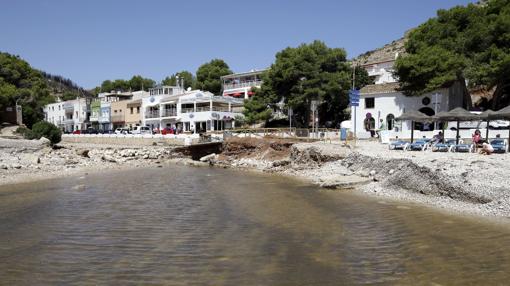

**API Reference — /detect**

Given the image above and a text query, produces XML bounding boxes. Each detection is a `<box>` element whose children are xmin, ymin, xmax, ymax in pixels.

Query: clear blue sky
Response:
<box><xmin>1</xmin><ymin>0</ymin><xmax>476</xmax><ymax>89</ymax></box>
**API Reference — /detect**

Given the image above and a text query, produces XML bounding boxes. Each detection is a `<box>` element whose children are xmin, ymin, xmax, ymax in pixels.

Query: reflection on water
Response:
<box><xmin>1</xmin><ymin>166</ymin><xmax>510</xmax><ymax>285</ymax></box>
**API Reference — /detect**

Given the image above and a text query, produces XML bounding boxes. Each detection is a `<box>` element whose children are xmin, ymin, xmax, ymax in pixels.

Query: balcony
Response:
<box><xmin>211</xmin><ymin>106</ymin><xmax>230</xmax><ymax>112</ymax></box>
<box><xmin>161</xmin><ymin>108</ymin><xmax>177</xmax><ymax>117</ymax></box>
<box><xmin>111</xmin><ymin>114</ymin><xmax>125</xmax><ymax>123</ymax></box>
<box><xmin>145</xmin><ymin>110</ymin><xmax>160</xmax><ymax>119</ymax></box>
<box><xmin>223</xmin><ymin>80</ymin><xmax>263</xmax><ymax>90</ymax></box>
<box><xmin>181</xmin><ymin>108</ymin><xmax>195</xmax><ymax>113</ymax></box>
<box><xmin>63</xmin><ymin>102</ymin><xmax>74</xmax><ymax>110</ymax></box>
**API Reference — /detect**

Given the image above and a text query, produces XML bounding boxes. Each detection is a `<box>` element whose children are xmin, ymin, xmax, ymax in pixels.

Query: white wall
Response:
<box><xmin>353</xmin><ymin>89</ymin><xmax>448</xmax><ymax>137</ymax></box>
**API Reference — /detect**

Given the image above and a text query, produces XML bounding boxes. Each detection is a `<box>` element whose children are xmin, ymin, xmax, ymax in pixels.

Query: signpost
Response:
<box><xmin>349</xmin><ymin>89</ymin><xmax>360</xmax><ymax>139</ymax></box>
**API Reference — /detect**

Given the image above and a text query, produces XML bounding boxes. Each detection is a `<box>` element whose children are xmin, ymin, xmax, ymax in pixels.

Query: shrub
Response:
<box><xmin>15</xmin><ymin>126</ymin><xmax>31</xmax><ymax>136</ymax></box>
<box><xmin>25</xmin><ymin>121</ymin><xmax>62</xmax><ymax>144</ymax></box>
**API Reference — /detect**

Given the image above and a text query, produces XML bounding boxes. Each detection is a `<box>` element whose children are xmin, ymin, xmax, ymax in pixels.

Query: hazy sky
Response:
<box><xmin>1</xmin><ymin>0</ymin><xmax>476</xmax><ymax>88</ymax></box>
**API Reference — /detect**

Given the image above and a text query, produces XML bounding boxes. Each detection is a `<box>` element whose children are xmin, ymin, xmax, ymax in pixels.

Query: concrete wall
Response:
<box><xmin>62</xmin><ymin>134</ymin><xmax>190</xmax><ymax>146</ymax></box>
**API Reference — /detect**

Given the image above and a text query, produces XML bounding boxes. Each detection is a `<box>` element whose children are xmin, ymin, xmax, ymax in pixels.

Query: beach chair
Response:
<box><xmin>408</xmin><ymin>139</ymin><xmax>432</xmax><ymax>151</ymax></box>
<box><xmin>448</xmin><ymin>139</ymin><xmax>475</xmax><ymax>153</ymax></box>
<box><xmin>431</xmin><ymin>139</ymin><xmax>456</xmax><ymax>152</ymax></box>
<box><xmin>389</xmin><ymin>140</ymin><xmax>410</xmax><ymax>150</ymax></box>
<box><xmin>490</xmin><ymin>139</ymin><xmax>507</xmax><ymax>153</ymax></box>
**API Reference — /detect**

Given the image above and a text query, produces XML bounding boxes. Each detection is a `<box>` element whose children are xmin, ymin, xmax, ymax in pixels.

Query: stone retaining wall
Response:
<box><xmin>62</xmin><ymin>135</ymin><xmax>185</xmax><ymax>146</ymax></box>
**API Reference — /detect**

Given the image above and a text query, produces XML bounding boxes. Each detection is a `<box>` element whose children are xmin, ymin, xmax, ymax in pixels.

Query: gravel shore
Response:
<box><xmin>2</xmin><ymin>136</ymin><xmax>509</xmax><ymax>219</ymax></box>
<box><xmin>0</xmin><ymin>138</ymin><xmax>203</xmax><ymax>187</ymax></box>
<box><xmin>210</xmin><ymin>138</ymin><xmax>510</xmax><ymax>219</ymax></box>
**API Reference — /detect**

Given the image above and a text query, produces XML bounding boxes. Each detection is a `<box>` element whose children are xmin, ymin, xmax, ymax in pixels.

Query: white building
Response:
<box><xmin>221</xmin><ymin>69</ymin><xmax>266</xmax><ymax>99</ymax></box>
<box><xmin>142</xmin><ymin>88</ymin><xmax>244</xmax><ymax>133</ymax></box>
<box><xmin>43</xmin><ymin>98</ymin><xmax>88</xmax><ymax>132</ymax></box>
<box><xmin>352</xmin><ymin>38</ymin><xmax>469</xmax><ymax>138</ymax></box>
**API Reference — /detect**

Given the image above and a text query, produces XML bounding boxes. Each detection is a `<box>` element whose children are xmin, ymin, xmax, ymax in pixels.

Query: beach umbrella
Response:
<box><xmin>396</xmin><ymin>110</ymin><xmax>433</xmax><ymax>143</ymax></box>
<box><xmin>478</xmin><ymin>109</ymin><xmax>496</xmax><ymax>141</ymax></box>
<box><xmin>489</xmin><ymin>105</ymin><xmax>510</xmax><ymax>152</ymax></box>
<box><xmin>435</xmin><ymin>107</ymin><xmax>480</xmax><ymax>145</ymax></box>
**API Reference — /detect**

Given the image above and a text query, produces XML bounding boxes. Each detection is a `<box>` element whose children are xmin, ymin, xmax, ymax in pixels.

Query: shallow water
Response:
<box><xmin>1</xmin><ymin>166</ymin><xmax>509</xmax><ymax>285</ymax></box>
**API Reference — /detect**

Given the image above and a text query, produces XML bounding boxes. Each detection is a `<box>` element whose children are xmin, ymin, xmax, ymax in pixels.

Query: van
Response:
<box><xmin>131</xmin><ymin>126</ymin><xmax>151</xmax><ymax>135</ymax></box>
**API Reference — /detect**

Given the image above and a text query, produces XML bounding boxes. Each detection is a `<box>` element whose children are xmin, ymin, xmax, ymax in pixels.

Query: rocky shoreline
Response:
<box><xmin>1</xmin><ymin>137</ymin><xmax>509</xmax><ymax>219</ymax></box>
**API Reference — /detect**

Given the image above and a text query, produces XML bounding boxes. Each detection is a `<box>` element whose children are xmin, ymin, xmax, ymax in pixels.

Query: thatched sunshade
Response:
<box><xmin>396</xmin><ymin>110</ymin><xmax>434</xmax><ymax>143</ymax></box>
<box><xmin>489</xmin><ymin>105</ymin><xmax>510</xmax><ymax>152</ymax></box>
<box><xmin>479</xmin><ymin>109</ymin><xmax>496</xmax><ymax>140</ymax></box>
<box><xmin>434</xmin><ymin>107</ymin><xmax>481</xmax><ymax>145</ymax></box>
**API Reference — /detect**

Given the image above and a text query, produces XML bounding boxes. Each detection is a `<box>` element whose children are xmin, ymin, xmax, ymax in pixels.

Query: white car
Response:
<box><xmin>131</xmin><ymin>126</ymin><xmax>152</xmax><ymax>135</ymax></box>
<box><xmin>114</xmin><ymin>128</ymin><xmax>131</xmax><ymax>135</ymax></box>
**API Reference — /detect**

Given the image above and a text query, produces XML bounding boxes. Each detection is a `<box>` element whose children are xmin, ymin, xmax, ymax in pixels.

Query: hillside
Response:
<box><xmin>41</xmin><ymin>71</ymin><xmax>93</xmax><ymax>100</ymax></box>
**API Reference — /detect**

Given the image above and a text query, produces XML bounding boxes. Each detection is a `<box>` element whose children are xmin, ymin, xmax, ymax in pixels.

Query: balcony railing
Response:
<box><xmin>161</xmin><ymin>108</ymin><xmax>177</xmax><ymax>117</ymax></box>
<box><xmin>63</xmin><ymin>118</ymin><xmax>74</xmax><ymax>124</ymax></box>
<box><xmin>145</xmin><ymin>110</ymin><xmax>160</xmax><ymax>119</ymax></box>
<box><xmin>111</xmin><ymin>114</ymin><xmax>125</xmax><ymax>122</ymax></box>
<box><xmin>223</xmin><ymin>80</ymin><xmax>262</xmax><ymax>90</ymax></box>
<box><xmin>181</xmin><ymin>108</ymin><xmax>195</xmax><ymax>113</ymax></box>
<box><xmin>195</xmin><ymin>106</ymin><xmax>210</xmax><ymax>112</ymax></box>
<box><xmin>212</xmin><ymin>106</ymin><xmax>230</xmax><ymax>112</ymax></box>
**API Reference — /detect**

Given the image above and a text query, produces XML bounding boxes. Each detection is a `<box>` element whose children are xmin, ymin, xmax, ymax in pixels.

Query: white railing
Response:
<box><xmin>161</xmin><ymin>108</ymin><xmax>177</xmax><ymax>117</ymax></box>
<box><xmin>181</xmin><ymin>108</ymin><xmax>195</xmax><ymax>113</ymax></box>
<box><xmin>212</xmin><ymin>106</ymin><xmax>230</xmax><ymax>112</ymax></box>
<box><xmin>195</xmin><ymin>106</ymin><xmax>210</xmax><ymax>112</ymax></box>
<box><xmin>145</xmin><ymin>110</ymin><xmax>160</xmax><ymax>118</ymax></box>
<box><xmin>223</xmin><ymin>80</ymin><xmax>263</xmax><ymax>90</ymax></box>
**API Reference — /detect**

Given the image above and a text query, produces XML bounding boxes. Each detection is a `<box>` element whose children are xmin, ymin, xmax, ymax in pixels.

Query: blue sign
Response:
<box><xmin>349</xmin><ymin>89</ymin><xmax>360</xmax><ymax>107</ymax></box>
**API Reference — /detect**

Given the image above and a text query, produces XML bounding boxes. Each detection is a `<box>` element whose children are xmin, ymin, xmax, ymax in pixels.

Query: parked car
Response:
<box><xmin>86</xmin><ymin>127</ymin><xmax>99</xmax><ymax>134</ymax></box>
<box><xmin>161</xmin><ymin>127</ymin><xmax>175</xmax><ymax>135</ymax></box>
<box><xmin>114</xmin><ymin>128</ymin><xmax>130</xmax><ymax>135</ymax></box>
<box><xmin>131</xmin><ymin>126</ymin><xmax>151</xmax><ymax>135</ymax></box>
<box><xmin>72</xmin><ymin>130</ymin><xmax>81</xmax><ymax>135</ymax></box>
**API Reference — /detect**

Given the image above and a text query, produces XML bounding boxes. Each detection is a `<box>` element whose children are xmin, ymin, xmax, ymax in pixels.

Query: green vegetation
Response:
<box><xmin>162</xmin><ymin>71</ymin><xmax>195</xmax><ymax>89</ymax></box>
<box><xmin>42</xmin><ymin>72</ymin><xmax>92</xmax><ymax>101</ymax></box>
<box><xmin>0</xmin><ymin>52</ymin><xmax>55</xmax><ymax>128</ymax></box>
<box><xmin>243</xmin><ymin>41</ymin><xmax>369</xmax><ymax>127</ymax></box>
<box><xmin>395</xmin><ymin>0</ymin><xmax>510</xmax><ymax>101</ymax></box>
<box><xmin>96</xmin><ymin>75</ymin><xmax>155</xmax><ymax>94</ymax></box>
<box><xmin>194</xmin><ymin>59</ymin><xmax>232</xmax><ymax>95</ymax></box>
<box><xmin>17</xmin><ymin>121</ymin><xmax>62</xmax><ymax>144</ymax></box>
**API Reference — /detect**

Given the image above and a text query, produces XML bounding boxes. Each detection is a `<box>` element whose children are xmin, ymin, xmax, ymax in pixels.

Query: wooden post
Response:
<box><xmin>411</xmin><ymin>120</ymin><xmax>414</xmax><ymax>143</ymax></box>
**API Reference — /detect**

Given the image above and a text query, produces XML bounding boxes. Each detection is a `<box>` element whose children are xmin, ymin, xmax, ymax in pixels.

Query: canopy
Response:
<box><xmin>434</xmin><ymin>107</ymin><xmax>479</xmax><ymax>121</ymax></box>
<box><xmin>489</xmin><ymin>105</ymin><xmax>510</xmax><ymax>120</ymax></box>
<box><xmin>478</xmin><ymin>109</ymin><xmax>496</xmax><ymax>120</ymax></box>
<box><xmin>396</xmin><ymin>110</ymin><xmax>433</xmax><ymax>122</ymax></box>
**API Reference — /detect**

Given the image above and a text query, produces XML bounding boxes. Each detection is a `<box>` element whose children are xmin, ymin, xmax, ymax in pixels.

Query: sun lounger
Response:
<box><xmin>408</xmin><ymin>139</ymin><xmax>432</xmax><ymax>151</ymax></box>
<box><xmin>448</xmin><ymin>140</ymin><xmax>474</xmax><ymax>153</ymax></box>
<box><xmin>490</xmin><ymin>139</ymin><xmax>507</xmax><ymax>153</ymax></box>
<box><xmin>431</xmin><ymin>139</ymin><xmax>456</xmax><ymax>152</ymax></box>
<box><xmin>389</xmin><ymin>140</ymin><xmax>410</xmax><ymax>150</ymax></box>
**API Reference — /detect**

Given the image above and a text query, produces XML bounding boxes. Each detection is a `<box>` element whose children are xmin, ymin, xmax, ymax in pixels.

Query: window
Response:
<box><xmin>130</xmin><ymin>107</ymin><xmax>134</xmax><ymax>114</ymax></box>
<box><xmin>136</xmin><ymin>106</ymin><xmax>140</xmax><ymax>114</ymax></box>
<box><xmin>365</xmin><ymin>97</ymin><xmax>375</xmax><ymax>109</ymax></box>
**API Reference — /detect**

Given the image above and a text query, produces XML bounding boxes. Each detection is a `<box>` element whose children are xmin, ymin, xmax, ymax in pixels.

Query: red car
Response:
<box><xmin>161</xmin><ymin>128</ymin><xmax>175</xmax><ymax>135</ymax></box>
<box><xmin>72</xmin><ymin>130</ymin><xmax>81</xmax><ymax>135</ymax></box>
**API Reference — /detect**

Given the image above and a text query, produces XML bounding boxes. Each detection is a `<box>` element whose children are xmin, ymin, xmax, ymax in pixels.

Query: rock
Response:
<box><xmin>319</xmin><ymin>175</ymin><xmax>372</xmax><ymax>189</ymax></box>
<box><xmin>272</xmin><ymin>159</ymin><xmax>291</xmax><ymax>167</ymax></box>
<box><xmin>388</xmin><ymin>169</ymin><xmax>395</xmax><ymax>175</ymax></box>
<box><xmin>12</xmin><ymin>164</ymin><xmax>22</xmax><ymax>169</ymax></box>
<box><xmin>142</xmin><ymin>154</ymin><xmax>149</xmax><ymax>159</ymax></box>
<box><xmin>101</xmin><ymin>155</ymin><xmax>117</xmax><ymax>163</ymax></box>
<box><xmin>369</xmin><ymin>170</ymin><xmax>376</xmax><ymax>176</ymax></box>
<box><xmin>38</xmin><ymin>137</ymin><xmax>51</xmax><ymax>147</ymax></box>
<box><xmin>76</xmin><ymin>149</ymin><xmax>90</xmax><ymax>158</ymax></box>
<box><xmin>199</xmin><ymin>153</ymin><xmax>217</xmax><ymax>162</ymax></box>
<box><xmin>0</xmin><ymin>164</ymin><xmax>8</xmax><ymax>170</ymax></box>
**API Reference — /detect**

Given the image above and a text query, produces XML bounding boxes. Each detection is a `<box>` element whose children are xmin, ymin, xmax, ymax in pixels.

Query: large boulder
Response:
<box><xmin>38</xmin><ymin>137</ymin><xmax>51</xmax><ymax>147</ymax></box>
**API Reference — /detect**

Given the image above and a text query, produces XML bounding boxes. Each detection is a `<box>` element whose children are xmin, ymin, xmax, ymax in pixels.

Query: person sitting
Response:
<box><xmin>432</xmin><ymin>131</ymin><xmax>444</xmax><ymax>144</ymax></box>
<box><xmin>479</xmin><ymin>142</ymin><xmax>494</xmax><ymax>155</ymax></box>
